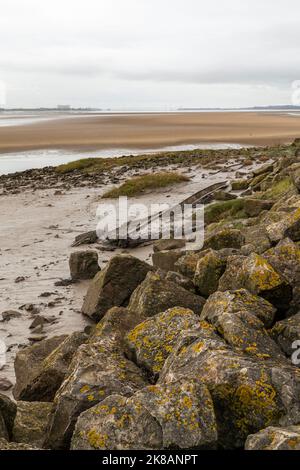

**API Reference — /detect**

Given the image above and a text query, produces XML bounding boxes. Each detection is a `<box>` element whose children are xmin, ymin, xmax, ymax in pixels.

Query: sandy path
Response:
<box><xmin>0</xmin><ymin>112</ymin><xmax>300</xmax><ymax>154</ymax></box>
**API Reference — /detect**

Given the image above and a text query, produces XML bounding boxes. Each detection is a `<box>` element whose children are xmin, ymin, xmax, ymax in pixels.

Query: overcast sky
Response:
<box><xmin>1</xmin><ymin>0</ymin><xmax>300</xmax><ymax>108</ymax></box>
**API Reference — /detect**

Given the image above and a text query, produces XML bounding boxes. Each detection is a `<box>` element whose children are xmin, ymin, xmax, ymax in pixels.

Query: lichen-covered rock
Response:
<box><xmin>0</xmin><ymin>394</ymin><xmax>17</xmax><ymax>440</ymax></box>
<box><xmin>243</xmin><ymin>199</ymin><xmax>274</xmax><ymax>218</ymax></box>
<box><xmin>153</xmin><ymin>239</ymin><xmax>186</xmax><ymax>252</ymax></box>
<box><xmin>128</xmin><ymin>271</ymin><xmax>205</xmax><ymax>317</ymax></box>
<box><xmin>69</xmin><ymin>250</ymin><xmax>100</xmax><ymax>280</ymax></box>
<box><xmin>201</xmin><ymin>288</ymin><xmax>276</xmax><ymax>328</ymax></box>
<box><xmin>243</xmin><ymin>224</ymin><xmax>272</xmax><ymax>254</ymax></box>
<box><xmin>218</xmin><ymin>253</ymin><xmax>292</xmax><ymax>310</ymax></box>
<box><xmin>245</xmin><ymin>425</ymin><xmax>300</xmax><ymax>450</ymax></box>
<box><xmin>125</xmin><ymin>307</ymin><xmax>200</xmax><ymax>376</ymax></box>
<box><xmin>266</xmin><ymin>207</ymin><xmax>300</xmax><ymax>243</ymax></box>
<box><xmin>71</xmin><ymin>380</ymin><xmax>217</xmax><ymax>450</ymax></box>
<box><xmin>159</xmin><ymin>325</ymin><xmax>300</xmax><ymax>448</ymax></box>
<box><xmin>12</xmin><ymin>401</ymin><xmax>52</xmax><ymax>447</ymax></box>
<box><xmin>194</xmin><ymin>250</ymin><xmax>227</xmax><ymax>297</ymax></box>
<box><xmin>165</xmin><ymin>271</ymin><xmax>195</xmax><ymax>292</ymax></box>
<box><xmin>174</xmin><ymin>251</ymin><xmax>203</xmax><ymax>279</ymax></box>
<box><xmin>152</xmin><ymin>250</ymin><xmax>184</xmax><ymax>272</ymax></box>
<box><xmin>17</xmin><ymin>332</ymin><xmax>88</xmax><ymax>402</ymax></box>
<box><xmin>0</xmin><ymin>438</ymin><xmax>39</xmax><ymax>450</ymax></box>
<box><xmin>271</xmin><ymin>313</ymin><xmax>300</xmax><ymax>358</ymax></box>
<box><xmin>200</xmin><ymin>290</ymin><xmax>283</xmax><ymax>360</ymax></box>
<box><xmin>203</xmin><ymin>229</ymin><xmax>245</xmax><ymax>251</ymax></box>
<box><xmin>45</xmin><ymin>308</ymin><xmax>148</xmax><ymax>449</ymax></box>
<box><xmin>231</xmin><ymin>179</ymin><xmax>249</xmax><ymax>190</ymax></box>
<box><xmin>290</xmin><ymin>163</ymin><xmax>300</xmax><ymax>193</ymax></box>
<box><xmin>13</xmin><ymin>335</ymin><xmax>67</xmax><ymax>400</ymax></box>
<box><xmin>263</xmin><ymin>238</ymin><xmax>300</xmax><ymax>311</ymax></box>
<box><xmin>82</xmin><ymin>255</ymin><xmax>153</xmax><ymax>322</ymax></box>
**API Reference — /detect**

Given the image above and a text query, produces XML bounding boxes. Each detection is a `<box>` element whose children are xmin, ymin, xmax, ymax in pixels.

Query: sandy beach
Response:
<box><xmin>0</xmin><ymin>112</ymin><xmax>300</xmax><ymax>154</ymax></box>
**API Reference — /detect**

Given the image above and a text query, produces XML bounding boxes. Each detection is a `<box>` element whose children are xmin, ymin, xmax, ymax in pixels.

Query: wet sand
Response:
<box><xmin>0</xmin><ymin>112</ymin><xmax>300</xmax><ymax>154</ymax></box>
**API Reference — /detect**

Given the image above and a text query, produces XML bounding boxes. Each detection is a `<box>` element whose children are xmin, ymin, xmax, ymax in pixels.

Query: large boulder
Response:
<box><xmin>82</xmin><ymin>255</ymin><xmax>153</xmax><ymax>322</ymax></box>
<box><xmin>243</xmin><ymin>199</ymin><xmax>274</xmax><ymax>218</ymax></box>
<box><xmin>218</xmin><ymin>253</ymin><xmax>292</xmax><ymax>310</ymax></box>
<box><xmin>159</xmin><ymin>325</ymin><xmax>300</xmax><ymax>448</ymax></box>
<box><xmin>0</xmin><ymin>394</ymin><xmax>17</xmax><ymax>440</ymax></box>
<box><xmin>245</xmin><ymin>425</ymin><xmax>300</xmax><ymax>450</ymax></box>
<box><xmin>203</xmin><ymin>229</ymin><xmax>245</xmax><ymax>251</ymax></box>
<box><xmin>125</xmin><ymin>307</ymin><xmax>200</xmax><ymax>376</ymax></box>
<box><xmin>152</xmin><ymin>250</ymin><xmax>184</xmax><ymax>272</ymax></box>
<box><xmin>266</xmin><ymin>207</ymin><xmax>300</xmax><ymax>243</ymax></box>
<box><xmin>128</xmin><ymin>271</ymin><xmax>205</xmax><ymax>318</ymax></box>
<box><xmin>13</xmin><ymin>335</ymin><xmax>67</xmax><ymax>400</ymax></box>
<box><xmin>12</xmin><ymin>401</ymin><xmax>52</xmax><ymax>448</ymax></box>
<box><xmin>69</xmin><ymin>251</ymin><xmax>100</xmax><ymax>281</ymax></box>
<box><xmin>16</xmin><ymin>332</ymin><xmax>88</xmax><ymax>402</ymax></box>
<box><xmin>71</xmin><ymin>380</ymin><xmax>217</xmax><ymax>450</ymax></box>
<box><xmin>271</xmin><ymin>313</ymin><xmax>300</xmax><ymax>358</ymax></box>
<box><xmin>200</xmin><ymin>290</ymin><xmax>283</xmax><ymax>360</ymax></box>
<box><xmin>45</xmin><ymin>308</ymin><xmax>148</xmax><ymax>449</ymax></box>
<box><xmin>174</xmin><ymin>251</ymin><xmax>204</xmax><ymax>279</ymax></box>
<box><xmin>289</xmin><ymin>163</ymin><xmax>300</xmax><ymax>192</ymax></box>
<box><xmin>194</xmin><ymin>250</ymin><xmax>227</xmax><ymax>297</ymax></box>
<box><xmin>165</xmin><ymin>271</ymin><xmax>195</xmax><ymax>293</ymax></box>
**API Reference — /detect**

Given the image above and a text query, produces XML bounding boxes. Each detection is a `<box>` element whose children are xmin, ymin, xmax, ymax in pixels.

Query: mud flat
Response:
<box><xmin>0</xmin><ymin>111</ymin><xmax>300</xmax><ymax>154</ymax></box>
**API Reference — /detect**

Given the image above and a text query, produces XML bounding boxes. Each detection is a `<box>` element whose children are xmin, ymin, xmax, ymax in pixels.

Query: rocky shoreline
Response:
<box><xmin>1</xmin><ymin>142</ymin><xmax>300</xmax><ymax>450</ymax></box>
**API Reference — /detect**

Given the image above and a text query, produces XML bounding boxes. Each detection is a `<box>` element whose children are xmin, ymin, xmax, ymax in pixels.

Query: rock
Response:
<box><xmin>264</xmin><ymin>238</ymin><xmax>300</xmax><ymax>284</ymax></box>
<box><xmin>253</xmin><ymin>163</ymin><xmax>274</xmax><ymax>177</ymax></box>
<box><xmin>16</xmin><ymin>332</ymin><xmax>88</xmax><ymax>402</ymax></box>
<box><xmin>243</xmin><ymin>199</ymin><xmax>274</xmax><ymax>218</ymax></box>
<box><xmin>29</xmin><ymin>315</ymin><xmax>45</xmax><ymax>329</ymax></box>
<box><xmin>271</xmin><ymin>313</ymin><xmax>300</xmax><ymax>358</ymax></box>
<box><xmin>214</xmin><ymin>191</ymin><xmax>237</xmax><ymax>201</ymax></box>
<box><xmin>159</xmin><ymin>325</ymin><xmax>300</xmax><ymax>448</ymax></box>
<box><xmin>153</xmin><ymin>239</ymin><xmax>186</xmax><ymax>252</ymax></box>
<box><xmin>71</xmin><ymin>230</ymin><xmax>98</xmax><ymax>247</ymax></box>
<box><xmin>128</xmin><ymin>271</ymin><xmax>205</xmax><ymax>318</ymax></box>
<box><xmin>245</xmin><ymin>425</ymin><xmax>300</xmax><ymax>450</ymax></box>
<box><xmin>201</xmin><ymin>288</ymin><xmax>276</xmax><ymax>329</ymax></box>
<box><xmin>152</xmin><ymin>250</ymin><xmax>184</xmax><ymax>272</ymax></box>
<box><xmin>125</xmin><ymin>307</ymin><xmax>200</xmax><ymax>376</ymax></box>
<box><xmin>266</xmin><ymin>207</ymin><xmax>300</xmax><ymax>243</ymax></box>
<box><xmin>203</xmin><ymin>229</ymin><xmax>245</xmax><ymax>251</ymax></box>
<box><xmin>165</xmin><ymin>271</ymin><xmax>195</xmax><ymax>292</ymax></box>
<box><xmin>290</xmin><ymin>163</ymin><xmax>300</xmax><ymax>192</ymax></box>
<box><xmin>0</xmin><ymin>379</ymin><xmax>13</xmax><ymax>391</ymax></box>
<box><xmin>71</xmin><ymin>380</ymin><xmax>217</xmax><ymax>450</ymax></box>
<box><xmin>194</xmin><ymin>250</ymin><xmax>227</xmax><ymax>297</ymax></box>
<box><xmin>0</xmin><ymin>438</ymin><xmax>39</xmax><ymax>450</ymax></box>
<box><xmin>231</xmin><ymin>179</ymin><xmax>249</xmax><ymax>190</ymax></box>
<box><xmin>174</xmin><ymin>251</ymin><xmax>203</xmax><ymax>279</ymax></box>
<box><xmin>1</xmin><ymin>310</ymin><xmax>21</xmax><ymax>321</ymax></box>
<box><xmin>218</xmin><ymin>253</ymin><xmax>292</xmax><ymax>310</ymax></box>
<box><xmin>12</xmin><ymin>401</ymin><xmax>52</xmax><ymax>447</ymax></box>
<box><xmin>45</xmin><ymin>308</ymin><xmax>148</xmax><ymax>449</ymax></box>
<box><xmin>69</xmin><ymin>251</ymin><xmax>100</xmax><ymax>281</ymax></box>
<box><xmin>82</xmin><ymin>255</ymin><xmax>153</xmax><ymax>322</ymax></box>
<box><xmin>200</xmin><ymin>290</ymin><xmax>283</xmax><ymax>360</ymax></box>
<box><xmin>13</xmin><ymin>335</ymin><xmax>67</xmax><ymax>400</ymax></box>
<box><xmin>0</xmin><ymin>394</ymin><xmax>17</xmax><ymax>440</ymax></box>
<box><xmin>243</xmin><ymin>224</ymin><xmax>271</xmax><ymax>254</ymax></box>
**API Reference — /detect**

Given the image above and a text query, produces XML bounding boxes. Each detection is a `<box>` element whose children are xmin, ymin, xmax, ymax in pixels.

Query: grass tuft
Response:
<box><xmin>205</xmin><ymin>199</ymin><xmax>247</xmax><ymax>225</ymax></box>
<box><xmin>101</xmin><ymin>172</ymin><xmax>189</xmax><ymax>198</ymax></box>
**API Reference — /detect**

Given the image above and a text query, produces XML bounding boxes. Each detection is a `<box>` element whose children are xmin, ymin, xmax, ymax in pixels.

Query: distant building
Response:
<box><xmin>57</xmin><ymin>105</ymin><xmax>71</xmax><ymax>111</ymax></box>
